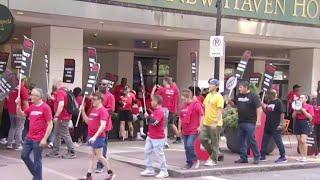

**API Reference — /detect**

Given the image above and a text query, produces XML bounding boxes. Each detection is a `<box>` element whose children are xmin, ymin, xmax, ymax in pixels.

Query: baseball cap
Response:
<box><xmin>208</xmin><ymin>78</ymin><xmax>219</xmax><ymax>86</ymax></box>
<box><xmin>293</xmin><ymin>84</ymin><xmax>301</xmax><ymax>89</ymax></box>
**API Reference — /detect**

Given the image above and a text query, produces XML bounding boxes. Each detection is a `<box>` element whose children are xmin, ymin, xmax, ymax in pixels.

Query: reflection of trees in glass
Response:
<box><xmin>158</xmin><ymin>64</ymin><xmax>170</xmax><ymax>76</ymax></box>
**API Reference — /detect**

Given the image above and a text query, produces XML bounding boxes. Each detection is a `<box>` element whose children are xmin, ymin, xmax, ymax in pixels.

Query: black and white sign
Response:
<box><xmin>262</xmin><ymin>64</ymin><xmax>276</xmax><ymax>93</ymax></box>
<box><xmin>11</xmin><ymin>48</ymin><xmax>22</xmax><ymax>69</ymax></box>
<box><xmin>210</xmin><ymin>36</ymin><xmax>224</xmax><ymax>57</ymax></box>
<box><xmin>21</xmin><ymin>36</ymin><xmax>35</xmax><ymax>78</ymax></box>
<box><xmin>190</xmin><ymin>52</ymin><xmax>198</xmax><ymax>81</ymax></box>
<box><xmin>0</xmin><ymin>69</ymin><xmax>19</xmax><ymax>101</ymax></box>
<box><xmin>88</xmin><ymin>47</ymin><xmax>96</xmax><ymax>70</ymax></box>
<box><xmin>137</xmin><ymin>61</ymin><xmax>145</xmax><ymax>89</ymax></box>
<box><xmin>0</xmin><ymin>52</ymin><xmax>9</xmax><ymax>73</ymax></box>
<box><xmin>84</xmin><ymin>63</ymin><xmax>100</xmax><ymax>96</ymax></box>
<box><xmin>249</xmin><ymin>73</ymin><xmax>262</xmax><ymax>86</ymax></box>
<box><xmin>226</xmin><ymin>76</ymin><xmax>238</xmax><ymax>90</ymax></box>
<box><xmin>235</xmin><ymin>50</ymin><xmax>252</xmax><ymax>79</ymax></box>
<box><xmin>63</xmin><ymin>59</ymin><xmax>75</xmax><ymax>83</ymax></box>
<box><xmin>44</xmin><ymin>50</ymin><xmax>49</xmax><ymax>74</ymax></box>
<box><xmin>105</xmin><ymin>72</ymin><xmax>118</xmax><ymax>89</ymax></box>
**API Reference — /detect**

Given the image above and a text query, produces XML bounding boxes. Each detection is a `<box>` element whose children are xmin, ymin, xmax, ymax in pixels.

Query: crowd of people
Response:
<box><xmin>0</xmin><ymin>73</ymin><xmax>319</xmax><ymax>180</ymax></box>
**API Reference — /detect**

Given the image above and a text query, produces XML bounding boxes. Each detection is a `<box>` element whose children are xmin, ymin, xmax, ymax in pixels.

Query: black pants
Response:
<box><xmin>0</xmin><ymin>109</ymin><xmax>10</xmax><ymax>139</ymax></box>
<box><xmin>314</xmin><ymin>125</ymin><xmax>320</xmax><ymax>152</ymax></box>
<box><xmin>71</xmin><ymin>116</ymin><xmax>87</xmax><ymax>142</ymax></box>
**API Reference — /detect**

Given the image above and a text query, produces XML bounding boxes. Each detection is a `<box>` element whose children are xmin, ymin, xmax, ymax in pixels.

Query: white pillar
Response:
<box><xmin>31</xmin><ymin>26</ymin><xmax>83</xmax><ymax>92</ymax></box>
<box><xmin>117</xmin><ymin>51</ymin><xmax>134</xmax><ymax>87</ymax></box>
<box><xmin>177</xmin><ymin>40</ymin><xmax>225</xmax><ymax>90</ymax></box>
<box><xmin>289</xmin><ymin>48</ymin><xmax>320</xmax><ymax>95</ymax></box>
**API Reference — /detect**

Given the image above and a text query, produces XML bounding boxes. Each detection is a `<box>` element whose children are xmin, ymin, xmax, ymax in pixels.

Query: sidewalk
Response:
<box><xmin>104</xmin><ymin>136</ymin><xmax>320</xmax><ymax>178</ymax></box>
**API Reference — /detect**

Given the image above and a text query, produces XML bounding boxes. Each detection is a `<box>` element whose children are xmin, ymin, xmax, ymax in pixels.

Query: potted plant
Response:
<box><xmin>223</xmin><ymin>84</ymin><xmax>276</xmax><ymax>154</ymax></box>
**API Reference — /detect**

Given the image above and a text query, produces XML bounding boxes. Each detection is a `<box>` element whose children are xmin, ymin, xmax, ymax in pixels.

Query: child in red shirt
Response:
<box><xmin>141</xmin><ymin>95</ymin><xmax>168</xmax><ymax>178</ymax></box>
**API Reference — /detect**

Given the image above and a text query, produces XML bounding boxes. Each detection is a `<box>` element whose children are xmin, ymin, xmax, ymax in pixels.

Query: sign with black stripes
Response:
<box><xmin>0</xmin><ymin>52</ymin><xmax>9</xmax><ymax>74</ymax></box>
<box><xmin>262</xmin><ymin>64</ymin><xmax>277</xmax><ymax>93</ymax></box>
<box><xmin>235</xmin><ymin>50</ymin><xmax>251</xmax><ymax>79</ymax></box>
<box><xmin>11</xmin><ymin>47</ymin><xmax>22</xmax><ymax>69</ymax></box>
<box><xmin>84</xmin><ymin>62</ymin><xmax>100</xmax><ymax>96</ymax></box>
<box><xmin>63</xmin><ymin>59</ymin><xmax>75</xmax><ymax>83</ymax></box>
<box><xmin>138</xmin><ymin>61</ymin><xmax>145</xmax><ymax>90</ymax></box>
<box><xmin>0</xmin><ymin>69</ymin><xmax>19</xmax><ymax>101</ymax></box>
<box><xmin>21</xmin><ymin>36</ymin><xmax>35</xmax><ymax>78</ymax></box>
<box><xmin>88</xmin><ymin>47</ymin><xmax>96</xmax><ymax>70</ymax></box>
<box><xmin>44</xmin><ymin>50</ymin><xmax>49</xmax><ymax>74</ymax></box>
<box><xmin>105</xmin><ymin>72</ymin><xmax>118</xmax><ymax>89</ymax></box>
<box><xmin>190</xmin><ymin>52</ymin><xmax>198</xmax><ymax>81</ymax></box>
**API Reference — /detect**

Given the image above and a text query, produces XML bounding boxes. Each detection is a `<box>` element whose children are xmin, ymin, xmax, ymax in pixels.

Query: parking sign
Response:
<box><xmin>210</xmin><ymin>36</ymin><xmax>224</xmax><ymax>57</ymax></box>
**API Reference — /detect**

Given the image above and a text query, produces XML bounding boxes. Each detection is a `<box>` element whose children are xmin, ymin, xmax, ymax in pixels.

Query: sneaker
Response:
<box><xmin>106</xmin><ymin>170</ymin><xmax>116</xmax><ymax>180</ymax></box>
<box><xmin>172</xmin><ymin>139</ymin><xmax>182</xmax><ymax>144</ymax></box>
<box><xmin>46</xmin><ymin>151</ymin><xmax>60</xmax><ymax>158</ymax></box>
<box><xmin>48</xmin><ymin>142</ymin><xmax>53</xmax><ymax>149</ymax></box>
<box><xmin>204</xmin><ymin>159</ymin><xmax>217</xmax><ymax>166</ymax></box>
<box><xmin>164</xmin><ymin>143</ymin><xmax>170</xmax><ymax>149</ymax></box>
<box><xmin>193</xmin><ymin>160</ymin><xmax>200</xmax><ymax>169</ymax></box>
<box><xmin>182</xmin><ymin>164</ymin><xmax>192</xmax><ymax>170</ymax></box>
<box><xmin>253</xmin><ymin>158</ymin><xmax>260</xmax><ymax>165</ymax></box>
<box><xmin>140</xmin><ymin>132</ymin><xmax>146</xmax><ymax>137</ymax></box>
<box><xmin>136</xmin><ymin>134</ymin><xmax>144</xmax><ymax>141</ymax></box>
<box><xmin>275</xmin><ymin>157</ymin><xmax>288</xmax><ymax>163</ymax></box>
<box><xmin>14</xmin><ymin>145</ymin><xmax>23</xmax><ymax>151</ymax></box>
<box><xmin>95</xmin><ymin>168</ymin><xmax>105</xmax><ymax>173</ymax></box>
<box><xmin>74</xmin><ymin>142</ymin><xmax>81</xmax><ymax>147</ymax></box>
<box><xmin>296</xmin><ymin>157</ymin><xmax>302</xmax><ymax>162</ymax></box>
<box><xmin>140</xmin><ymin>169</ymin><xmax>156</xmax><ymax>176</ymax></box>
<box><xmin>0</xmin><ymin>138</ymin><xmax>7</xmax><ymax>144</ymax></box>
<box><xmin>234</xmin><ymin>158</ymin><xmax>249</xmax><ymax>164</ymax></box>
<box><xmin>6</xmin><ymin>144</ymin><xmax>13</xmax><ymax>149</ymax></box>
<box><xmin>218</xmin><ymin>154</ymin><xmax>224</xmax><ymax>161</ymax></box>
<box><xmin>260</xmin><ymin>156</ymin><xmax>267</xmax><ymax>162</ymax></box>
<box><xmin>155</xmin><ymin>171</ymin><xmax>169</xmax><ymax>178</ymax></box>
<box><xmin>78</xmin><ymin>175</ymin><xmax>92</xmax><ymax>180</ymax></box>
<box><xmin>300</xmin><ymin>157</ymin><xmax>307</xmax><ymax>162</ymax></box>
<box><xmin>62</xmin><ymin>152</ymin><xmax>76</xmax><ymax>159</ymax></box>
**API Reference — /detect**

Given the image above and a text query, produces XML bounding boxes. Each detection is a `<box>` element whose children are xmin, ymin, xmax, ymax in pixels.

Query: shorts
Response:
<box><xmin>119</xmin><ymin>110</ymin><xmax>133</xmax><ymax>122</ymax></box>
<box><xmin>87</xmin><ymin>137</ymin><xmax>106</xmax><ymax>149</ymax></box>
<box><xmin>294</xmin><ymin>120</ymin><xmax>311</xmax><ymax>135</ymax></box>
<box><xmin>168</xmin><ymin>112</ymin><xmax>177</xmax><ymax>125</ymax></box>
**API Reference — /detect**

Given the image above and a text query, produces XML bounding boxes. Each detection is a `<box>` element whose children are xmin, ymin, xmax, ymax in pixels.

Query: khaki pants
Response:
<box><xmin>200</xmin><ymin>125</ymin><xmax>220</xmax><ymax>162</ymax></box>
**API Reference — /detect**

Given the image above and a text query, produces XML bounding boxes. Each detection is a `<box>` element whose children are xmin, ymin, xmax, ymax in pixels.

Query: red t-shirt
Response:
<box><xmin>180</xmin><ymin>101</ymin><xmax>204</xmax><ymax>135</ymax></box>
<box><xmin>296</xmin><ymin>104</ymin><xmax>315</xmax><ymax>120</ymax></box>
<box><xmin>24</xmin><ymin>102</ymin><xmax>52</xmax><ymax>142</ymax></box>
<box><xmin>197</xmin><ymin>96</ymin><xmax>205</xmax><ymax>104</ymax></box>
<box><xmin>114</xmin><ymin>85</ymin><xmax>125</xmax><ymax>102</ymax></box>
<box><xmin>53</xmin><ymin>88</ymin><xmax>72</xmax><ymax>120</ymax></box>
<box><xmin>103</xmin><ymin>91</ymin><xmax>115</xmax><ymax>112</ymax></box>
<box><xmin>120</xmin><ymin>95</ymin><xmax>134</xmax><ymax>111</ymax></box>
<box><xmin>88</xmin><ymin>106</ymin><xmax>109</xmax><ymax>138</ymax></box>
<box><xmin>148</xmin><ymin>106</ymin><xmax>165</xmax><ymax>139</ymax></box>
<box><xmin>156</xmin><ymin>86</ymin><xmax>178</xmax><ymax>113</ymax></box>
<box><xmin>313</xmin><ymin>106</ymin><xmax>320</xmax><ymax>125</ymax></box>
<box><xmin>7</xmin><ymin>86</ymin><xmax>29</xmax><ymax>114</ymax></box>
<box><xmin>171</xmin><ymin>84</ymin><xmax>180</xmax><ymax>113</ymax></box>
<box><xmin>132</xmin><ymin>99</ymin><xmax>142</xmax><ymax>115</ymax></box>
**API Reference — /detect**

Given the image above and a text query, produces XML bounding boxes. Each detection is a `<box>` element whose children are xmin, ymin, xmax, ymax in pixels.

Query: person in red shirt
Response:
<box><xmin>131</xmin><ymin>92</ymin><xmax>146</xmax><ymax>140</ymax></box>
<box><xmin>7</xmin><ymin>78</ymin><xmax>29</xmax><ymax>150</ymax></box>
<box><xmin>141</xmin><ymin>95</ymin><xmax>169</xmax><ymax>178</ymax></box>
<box><xmin>114</xmin><ymin>78</ymin><xmax>127</xmax><ymax>108</ymax></box>
<box><xmin>96</xmin><ymin>79</ymin><xmax>116</xmax><ymax>173</ymax></box>
<box><xmin>312</xmin><ymin>104</ymin><xmax>320</xmax><ymax>158</ymax></box>
<box><xmin>180</xmin><ymin>89</ymin><xmax>204</xmax><ymax>169</ymax></box>
<box><xmin>119</xmin><ymin>88</ymin><xmax>134</xmax><ymax>141</ymax></box>
<box><xmin>152</xmin><ymin>77</ymin><xmax>181</xmax><ymax>146</ymax></box>
<box><xmin>16</xmin><ymin>88</ymin><xmax>53</xmax><ymax>180</ymax></box>
<box><xmin>293</xmin><ymin>95</ymin><xmax>314</xmax><ymax>162</ymax></box>
<box><xmin>79</xmin><ymin>92</ymin><xmax>115</xmax><ymax>180</ymax></box>
<box><xmin>46</xmin><ymin>80</ymin><xmax>76</xmax><ymax>159</ymax></box>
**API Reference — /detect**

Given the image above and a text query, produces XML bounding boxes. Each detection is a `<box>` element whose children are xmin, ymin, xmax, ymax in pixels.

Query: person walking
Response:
<box><xmin>46</xmin><ymin>80</ymin><xmax>76</xmax><ymax>159</ymax></box>
<box><xmin>230</xmin><ymin>81</ymin><xmax>262</xmax><ymax>164</ymax></box>
<box><xmin>293</xmin><ymin>95</ymin><xmax>314</xmax><ymax>162</ymax></box>
<box><xmin>180</xmin><ymin>89</ymin><xmax>204</xmax><ymax>169</ymax></box>
<box><xmin>260</xmin><ymin>89</ymin><xmax>287</xmax><ymax>163</ymax></box>
<box><xmin>200</xmin><ymin>79</ymin><xmax>224</xmax><ymax>166</ymax></box>
<box><xmin>79</xmin><ymin>92</ymin><xmax>115</xmax><ymax>180</ymax></box>
<box><xmin>17</xmin><ymin>88</ymin><xmax>53</xmax><ymax>180</ymax></box>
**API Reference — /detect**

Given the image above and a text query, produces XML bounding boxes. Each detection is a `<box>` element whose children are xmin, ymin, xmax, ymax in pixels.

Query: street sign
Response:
<box><xmin>210</xmin><ymin>36</ymin><xmax>224</xmax><ymax>57</ymax></box>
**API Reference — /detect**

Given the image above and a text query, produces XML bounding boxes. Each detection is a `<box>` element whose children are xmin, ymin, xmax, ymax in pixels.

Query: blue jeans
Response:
<box><xmin>21</xmin><ymin>137</ymin><xmax>42</xmax><ymax>180</ymax></box>
<box><xmin>183</xmin><ymin>134</ymin><xmax>198</xmax><ymax>165</ymax></box>
<box><xmin>238</xmin><ymin>122</ymin><xmax>260</xmax><ymax>160</ymax></box>
<box><xmin>260</xmin><ymin>129</ymin><xmax>286</xmax><ymax>158</ymax></box>
<box><xmin>145</xmin><ymin>137</ymin><xmax>168</xmax><ymax>172</ymax></box>
<box><xmin>97</xmin><ymin>132</ymin><xmax>108</xmax><ymax>169</ymax></box>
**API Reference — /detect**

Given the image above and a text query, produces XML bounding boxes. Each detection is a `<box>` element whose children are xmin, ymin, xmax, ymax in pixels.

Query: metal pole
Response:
<box><xmin>214</xmin><ymin>0</ymin><xmax>222</xmax><ymax>79</ymax></box>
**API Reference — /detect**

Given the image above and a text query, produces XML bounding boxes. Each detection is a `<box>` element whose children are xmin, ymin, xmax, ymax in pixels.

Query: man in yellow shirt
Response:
<box><xmin>200</xmin><ymin>78</ymin><xmax>224</xmax><ymax>166</ymax></box>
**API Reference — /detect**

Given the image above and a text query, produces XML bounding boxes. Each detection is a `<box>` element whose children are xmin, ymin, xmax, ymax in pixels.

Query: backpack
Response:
<box><xmin>63</xmin><ymin>88</ymin><xmax>79</xmax><ymax>116</ymax></box>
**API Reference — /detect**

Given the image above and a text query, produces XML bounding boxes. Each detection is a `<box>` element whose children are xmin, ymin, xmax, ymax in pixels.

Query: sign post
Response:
<box><xmin>190</xmin><ymin>51</ymin><xmax>198</xmax><ymax>96</ymax></box>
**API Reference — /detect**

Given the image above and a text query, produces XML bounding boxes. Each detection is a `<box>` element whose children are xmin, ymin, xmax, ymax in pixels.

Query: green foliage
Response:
<box><xmin>249</xmin><ymin>83</ymin><xmax>259</xmax><ymax>94</ymax></box>
<box><xmin>223</xmin><ymin>108</ymin><xmax>238</xmax><ymax>129</ymax></box>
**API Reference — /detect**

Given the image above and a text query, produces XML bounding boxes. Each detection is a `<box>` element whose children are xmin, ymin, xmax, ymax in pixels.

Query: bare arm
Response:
<box><xmin>16</xmin><ymin>102</ymin><xmax>26</xmax><ymax>117</ymax></box>
<box><xmin>301</xmin><ymin>108</ymin><xmax>313</xmax><ymax>121</ymax></box>
<box><xmin>92</xmin><ymin>121</ymin><xmax>106</xmax><ymax>139</ymax></box>
<box><xmin>23</xmin><ymin>100</ymin><xmax>29</xmax><ymax>110</ymax></box>
<box><xmin>42</xmin><ymin>120</ymin><xmax>53</xmax><ymax>142</ymax></box>
<box><xmin>80</xmin><ymin>107</ymin><xmax>90</xmax><ymax>124</ymax></box>
<box><xmin>151</xmin><ymin>85</ymin><xmax>157</xmax><ymax>98</ymax></box>
<box><xmin>256</xmin><ymin>107</ymin><xmax>263</xmax><ymax>126</ymax></box>
<box><xmin>54</xmin><ymin>101</ymin><xmax>64</xmax><ymax>118</ymax></box>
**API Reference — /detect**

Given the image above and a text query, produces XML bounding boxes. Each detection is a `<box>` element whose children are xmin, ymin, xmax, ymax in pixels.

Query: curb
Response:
<box><xmin>110</xmin><ymin>154</ymin><xmax>320</xmax><ymax>178</ymax></box>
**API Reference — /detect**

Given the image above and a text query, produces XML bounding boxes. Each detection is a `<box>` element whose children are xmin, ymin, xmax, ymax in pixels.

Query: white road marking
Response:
<box><xmin>0</xmin><ymin>154</ymin><xmax>76</xmax><ymax>180</ymax></box>
<box><xmin>202</xmin><ymin>176</ymin><xmax>228</xmax><ymax>180</ymax></box>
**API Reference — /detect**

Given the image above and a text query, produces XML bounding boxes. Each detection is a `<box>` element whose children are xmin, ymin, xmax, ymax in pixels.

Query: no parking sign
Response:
<box><xmin>210</xmin><ymin>36</ymin><xmax>224</xmax><ymax>58</ymax></box>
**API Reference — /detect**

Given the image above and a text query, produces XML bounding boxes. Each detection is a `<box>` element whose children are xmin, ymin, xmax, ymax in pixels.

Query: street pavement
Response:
<box><xmin>0</xmin><ymin>136</ymin><xmax>320</xmax><ymax>180</ymax></box>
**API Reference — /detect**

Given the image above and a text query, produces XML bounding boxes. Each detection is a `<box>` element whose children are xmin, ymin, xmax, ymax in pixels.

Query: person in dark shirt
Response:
<box><xmin>260</xmin><ymin>89</ymin><xmax>287</xmax><ymax>163</ymax></box>
<box><xmin>230</xmin><ymin>81</ymin><xmax>262</xmax><ymax>164</ymax></box>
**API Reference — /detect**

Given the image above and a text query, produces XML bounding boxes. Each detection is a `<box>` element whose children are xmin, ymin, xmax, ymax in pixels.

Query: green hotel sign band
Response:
<box><xmin>113</xmin><ymin>0</ymin><xmax>320</xmax><ymax>26</ymax></box>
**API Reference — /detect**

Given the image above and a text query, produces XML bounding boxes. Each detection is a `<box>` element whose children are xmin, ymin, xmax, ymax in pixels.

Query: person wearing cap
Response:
<box><xmin>230</xmin><ymin>80</ymin><xmax>262</xmax><ymax>165</ymax></box>
<box><xmin>200</xmin><ymin>78</ymin><xmax>224</xmax><ymax>166</ymax></box>
<box><xmin>260</xmin><ymin>89</ymin><xmax>287</xmax><ymax>163</ymax></box>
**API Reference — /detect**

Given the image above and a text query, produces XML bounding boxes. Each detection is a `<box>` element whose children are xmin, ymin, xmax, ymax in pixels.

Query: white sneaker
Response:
<box><xmin>0</xmin><ymin>138</ymin><xmax>7</xmax><ymax>144</ymax></box>
<box><xmin>74</xmin><ymin>142</ymin><xmax>81</xmax><ymax>147</ymax></box>
<box><xmin>136</xmin><ymin>133</ymin><xmax>144</xmax><ymax>141</ymax></box>
<box><xmin>296</xmin><ymin>157</ymin><xmax>302</xmax><ymax>162</ymax></box>
<box><xmin>140</xmin><ymin>132</ymin><xmax>146</xmax><ymax>137</ymax></box>
<box><xmin>193</xmin><ymin>160</ymin><xmax>200</xmax><ymax>169</ymax></box>
<box><xmin>14</xmin><ymin>145</ymin><xmax>23</xmax><ymax>151</ymax></box>
<box><xmin>300</xmin><ymin>157</ymin><xmax>307</xmax><ymax>162</ymax></box>
<box><xmin>155</xmin><ymin>171</ymin><xmax>169</xmax><ymax>178</ymax></box>
<box><xmin>164</xmin><ymin>142</ymin><xmax>169</xmax><ymax>149</ymax></box>
<box><xmin>140</xmin><ymin>169</ymin><xmax>156</xmax><ymax>176</ymax></box>
<box><xmin>204</xmin><ymin>159</ymin><xmax>217</xmax><ymax>166</ymax></box>
<box><xmin>7</xmin><ymin>144</ymin><xmax>13</xmax><ymax>149</ymax></box>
